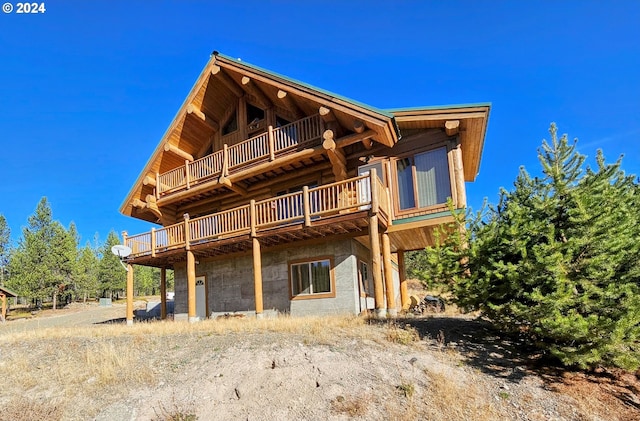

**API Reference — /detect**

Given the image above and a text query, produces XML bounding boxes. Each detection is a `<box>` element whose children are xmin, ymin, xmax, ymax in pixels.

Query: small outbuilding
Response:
<box><xmin>0</xmin><ymin>285</ymin><xmax>18</xmax><ymax>322</ymax></box>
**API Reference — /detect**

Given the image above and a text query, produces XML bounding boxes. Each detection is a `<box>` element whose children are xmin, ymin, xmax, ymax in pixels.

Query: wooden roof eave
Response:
<box><xmin>389</xmin><ymin>104</ymin><xmax>491</xmax><ymax>181</ymax></box>
<box><xmin>119</xmin><ymin>56</ymin><xmax>219</xmax><ymax>220</ymax></box>
<box><xmin>212</xmin><ymin>53</ymin><xmax>399</xmax><ymax>147</ymax></box>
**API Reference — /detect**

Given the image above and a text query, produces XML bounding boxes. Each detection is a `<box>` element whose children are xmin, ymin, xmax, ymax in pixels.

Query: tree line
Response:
<box><xmin>410</xmin><ymin>124</ymin><xmax>640</xmax><ymax>371</ymax></box>
<box><xmin>0</xmin><ymin>198</ymin><xmax>172</xmax><ymax>309</ymax></box>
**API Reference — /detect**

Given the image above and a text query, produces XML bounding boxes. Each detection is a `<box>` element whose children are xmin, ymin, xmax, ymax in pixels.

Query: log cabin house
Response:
<box><xmin>119</xmin><ymin>51</ymin><xmax>490</xmax><ymax>323</ymax></box>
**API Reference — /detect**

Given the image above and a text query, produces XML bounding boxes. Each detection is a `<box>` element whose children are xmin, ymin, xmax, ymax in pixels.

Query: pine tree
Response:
<box><xmin>97</xmin><ymin>231</ymin><xmax>125</xmax><ymax>299</ymax></box>
<box><xmin>0</xmin><ymin>214</ymin><xmax>10</xmax><ymax>285</ymax></box>
<box><xmin>76</xmin><ymin>243</ymin><xmax>99</xmax><ymax>303</ymax></box>
<box><xmin>422</xmin><ymin>124</ymin><xmax>640</xmax><ymax>370</ymax></box>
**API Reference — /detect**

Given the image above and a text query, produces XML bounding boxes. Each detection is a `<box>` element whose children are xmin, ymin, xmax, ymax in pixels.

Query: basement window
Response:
<box><xmin>289</xmin><ymin>257</ymin><xmax>335</xmax><ymax>299</ymax></box>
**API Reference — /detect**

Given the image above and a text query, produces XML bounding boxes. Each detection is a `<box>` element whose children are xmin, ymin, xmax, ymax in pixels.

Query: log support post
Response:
<box><xmin>398</xmin><ymin>250</ymin><xmax>409</xmax><ymax>310</ymax></box>
<box><xmin>187</xmin><ymin>250</ymin><xmax>197</xmax><ymax>322</ymax></box>
<box><xmin>160</xmin><ymin>267</ymin><xmax>167</xmax><ymax>320</ymax></box>
<box><xmin>382</xmin><ymin>232</ymin><xmax>397</xmax><ymax>318</ymax></box>
<box><xmin>126</xmin><ymin>262</ymin><xmax>134</xmax><ymax>326</ymax></box>
<box><xmin>1</xmin><ymin>293</ymin><xmax>7</xmax><ymax>322</ymax></box>
<box><xmin>453</xmin><ymin>144</ymin><xmax>466</xmax><ymax>208</ymax></box>
<box><xmin>369</xmin><ymin>214</ymin><xmax>385</xmax><ymax>319</ymax></box>
<box><xmin>252</xmin><ymin>237</ymin><xmax>264</xmax><ymax>319</ymax></box>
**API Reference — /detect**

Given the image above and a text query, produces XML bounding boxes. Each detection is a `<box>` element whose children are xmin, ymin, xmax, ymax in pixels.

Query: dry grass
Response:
<box><xmin>422</xmin><ymin>368</ymin><xmax>502</xmax><ymax>421</ymax></box>
<box><xmin>0</xmin><ymin>397</ymin><xmax>65</xmax><ymax>421</ymax></box>
<box><xmin>330</xmin><ymin>393</ymin><xmax>371</xmax><ymax>417</ymax></box>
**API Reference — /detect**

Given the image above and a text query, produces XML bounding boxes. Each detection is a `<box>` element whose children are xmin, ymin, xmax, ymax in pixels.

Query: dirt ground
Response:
<box><xmin>1</xmin><ymin>303</ymin><xmax>639</xmax><ymax>421</ymax></box>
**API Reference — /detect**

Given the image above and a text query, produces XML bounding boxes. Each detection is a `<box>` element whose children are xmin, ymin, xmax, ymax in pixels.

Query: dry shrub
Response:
<box><xmin>385</xmin><ymin>323</ymin><xmax>419</xmax><ymax>345</ymax></box>
<box><xmin>0</xmin><ymin>397</ymin><xmax>64</xmax><ymax>421</ymax></box>
<box><xmin>330</xmin><ymin>394</ymin><xmax>370</xmax><ymax>417</ymax></box>
<box><xmin>84</xmin><ymin>341</ymin><xmax>155</xmax><ymax>387</ymax></box>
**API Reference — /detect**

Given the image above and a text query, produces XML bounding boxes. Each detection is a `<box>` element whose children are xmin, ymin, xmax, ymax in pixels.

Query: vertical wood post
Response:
<box><xmin>183</xmin><ymin>213</ymin><xmax>191</xmax><ymax>251</ymax></box>
<box><xmin>160</xmin><ymin>267</ymin><xmax>167</xmax><ymax>320</ymax></box>
<box><xmin>1</xmin><ymin>293</ymin><xmax>6</xmax><ymax>322</ymax></box>
<box><xmin>155</xmin><ymin>172</ymin><xmax>161</xmax><ymax>198</ymax></box>
<box><xmin>398</xmin><ymin>250</ymin><xmax>409</xmax><ymax>310</ymax></box>
<box><xmin>250</xmin><ymin>199</ymin><xmax>257</xmax><ymax>237</ymax></box>
<box><xmin>126</xmin><ymin>263</ymin><xmax>134</xmax><ymax>325</ymax></box>
<box><xmin>268</xmin><ymin>125</ymin><xmax>275</xmax><ymax>161</ymax></box>
<box><xmin>370</xmin><ymin>168</ymin><xmax>379</xmax><ymax>214</ymax></box>
<box><xmin>382</xmin><ymin>232</ymin><xmax>397</xmax><ymax>318</ymax></box>
<box><xmin>151</xmin><ymin>227</ymin><xmax>156</xmax><ymax>257</ymax></box>
<box><xmin>187</xmin><ymin>250</ymin><xmax>197</xmax><ymax>322</ymax></box>
<box><xmin>303</xmin><ymin>186</ymin><xmax>311</xmax><ymax>226</ymax></box>
<box><xmin>453</xmin><ymin>144</ymin><xmax>466</xmax><ymax>208</ymax></box>
<box><xmin>369</xmin><ymin>214</ymin><xmax>385</xmax><ymax>318</ymax></box>
<box><xmin>185</xmin><ymin>160</ymin><xmax>191</xmax><ymax>190</ymax></box>
<box><xmin>252</xmin><ymin>237</ymin><xmax>264</xmax><ymax>318</ymax></box>
<box><xmin>222</xmin><ymin>144</ymin><xmax>230</xmax><ymax>177</ymax></box>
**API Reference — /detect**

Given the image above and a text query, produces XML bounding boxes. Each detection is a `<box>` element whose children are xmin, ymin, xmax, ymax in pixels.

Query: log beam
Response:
<box><xmin>131</xmin><ymin>199</ymin><xmax>146</xmax><ymax>209</ymax></box>
<box><xmin>219</xmin><ymin>177</ymin><xmax>248</xmax><ymax>196</ymax></box>
<box><xmin>241</xmin><ymin>76</ymin><xmax>272</xmax><ymax>108</ymax></box>
<box><xmin>143</xmin><ymin>175</ymin><xmax>157</xmax><ymax>187</ymax></box>
<box><xmin>319</xmin><ymin>106</ymin><xmax>336</xmax><ymax>123</ymax></box>
<box><xmin>187</xmin><ymin>103</ymin><xmax>219</xmax><ymax>132</ymax></box>
<box><xmin>445</xmin><ymin>120</ymin><xmax>460</xmax><ymax>137</ymax></box>
<box><xmin>277</xmin><ymin>90</ymin><xmax>304</xmax><ymax>120</ymax></box>
<box><xmin>164</xmin><ymin>143</ymin><xmax>194</xmax><ymax>162</ymax></box>
<box><xmin>353</xmin><ymin>120</ymin><xmax>365</xmax><ymax>133</ymax></box>
<box><xmin>211</xmin><ymin>65</ymin><xmax>244</xmax><ymax>97</ymax></box>
<box><xmin>323</xmin><ymin>129</ymin><xmax>347</xmax><ymax>180</ymax></box>
<box><xmin>145</xmin><ymin>194</ymin><xmax>163</xmax><ymax>220</ymax></box>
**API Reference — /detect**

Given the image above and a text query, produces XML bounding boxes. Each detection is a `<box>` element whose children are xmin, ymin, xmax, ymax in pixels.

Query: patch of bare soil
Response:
<box><xmin>0</xmin><ymin>310</ymin><xmax>638</xmax><ymax>421</ymax></box>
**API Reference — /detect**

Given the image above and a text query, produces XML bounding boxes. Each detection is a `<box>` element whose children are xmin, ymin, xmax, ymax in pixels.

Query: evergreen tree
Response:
<box><xmin>0</xmin><ymin>214</ymin><xmax>9</xmax><ymax>285</ymax></box>
<box><xmin>8</xmin><ymin>198</ymin><xmax>69</xmax><ymax>308</ymax></box>
<box><xmin>75</xmin><ymin>243</ymin><xmax>99</xmax><ymax>303</ymax></box>
<box><xmin>97</xmin><ymin>230</ymin><xmax>125</xmax><ymax>299</ymax></box>
<box><xmin>421</xmin><ymin>124</ymin><xmax>640</xmax><ymax>370</ymax></box>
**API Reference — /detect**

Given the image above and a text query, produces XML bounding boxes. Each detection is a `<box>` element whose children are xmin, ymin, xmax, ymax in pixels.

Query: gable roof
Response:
<box><xmin>120</xmin><ymin>52</ymin><xmax>490</xmax><ymax>222</ymax></box>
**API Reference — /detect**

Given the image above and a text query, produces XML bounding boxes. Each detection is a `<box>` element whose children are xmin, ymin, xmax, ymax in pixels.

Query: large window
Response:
<box><xmin>290</xmin><ymin>258</ymin><xmax>334</xmax><ymax>299</ymax></box>
<box><xmin>395</xmin><ymin>147</ymin><xmax>451</xmax><ymax>211</ymax></box>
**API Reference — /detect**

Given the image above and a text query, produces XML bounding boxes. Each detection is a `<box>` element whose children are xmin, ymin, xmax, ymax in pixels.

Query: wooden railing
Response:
<box><xmin>156</xmin><ymin>115</ymin><xmax>323</xmax><ymax>196</ymax></box>
<box><xmin>126</xmin><ymin>173</ymin><xmax>390</xmax><ymax>258</ymax></box>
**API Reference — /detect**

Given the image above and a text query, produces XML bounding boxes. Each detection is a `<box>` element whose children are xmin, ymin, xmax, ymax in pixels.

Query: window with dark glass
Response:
<box><xmin>290</xmin><ymin>259</ymin><xmax>332</xmax><ymax>296</ymax></box>
<box><xmin>395</xmin><ymin>147</ymin><xmax>451</xmax><ymax>211</ymax></box>
<box><xmin>222</xmin><ymin>110</ymin><xmax>238</xmax><ymax>135</ymax></box>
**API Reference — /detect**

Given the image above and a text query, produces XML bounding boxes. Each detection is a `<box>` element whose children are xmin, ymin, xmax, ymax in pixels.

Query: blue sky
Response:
<box><xmin>1</xmin><ymin>1</ymin><xmax>639</xmax><ymax>246</ymax></box>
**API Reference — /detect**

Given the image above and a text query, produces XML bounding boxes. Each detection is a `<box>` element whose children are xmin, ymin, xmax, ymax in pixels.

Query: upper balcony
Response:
<box><xmin>156</xmin><ymin>115</ymin><xmax>323</xmax><ymax>200</ymax></box>
<box><xmin>124</xmin><ymin>172</ymin><xmax>391</xmax><ymax>266</ymax></box>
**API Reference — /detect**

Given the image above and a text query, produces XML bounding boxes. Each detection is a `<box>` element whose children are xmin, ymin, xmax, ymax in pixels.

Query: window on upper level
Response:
<box><xmin>222</xmin><ymin>110</ymin><xmax>238</xmax><ymax>135</ymax></box>
<box><xmin>394</xmin><ymin>147</ymin><xmax>452</xmax><ymax>212</ymax></box>
<box><xmin>247</xmin><ymin>103</ymin><xmax>265</xmax><ymax>133</ymax></box>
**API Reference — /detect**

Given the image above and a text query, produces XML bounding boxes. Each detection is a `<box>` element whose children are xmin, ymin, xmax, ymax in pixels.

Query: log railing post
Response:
<box><xmin>268</xmin><ymin>125</ymin><xmax>275</xmax><ymax>161</ymax></box>
<box><xmin>151</xmin><ymin>227</ymin><xmax>156</xmax><ymax>257</ymax></box>
<box><xmin>250</xmin><ymin>199</ymin><xmax>257</xmax><ymax>237</ymax></box>
<box><xmin>183</xmin><ymin>213</ymin><xmax>191</xmax><ymax>251</ymax></box>
<box><xmin>382</xmin><ymin>231</ymin><xmax>397</xmax><ymax>318</ymax></box>
<box><xmin>222</xmin><ymin>144</ymin><xmax>229</xmax><ymax>176</ymax></box>
<box><xmin>155</xmin><ymin>172</ymin><xmax>161</xmax><ymax>198</ymax></box>
<box><xmin>185</xmin><ymin>160</ymin><xmax>191</xmax><ymax>190</ymax></box>
<box><xmin>370</xmin><ymin>168</ymin><xmax>379</xmax><ymax>214</ymax></box>
<box><xmin>303</xmin><ymin>186</ymin><xmax>311</xmax><ymax>226</ymax></box>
